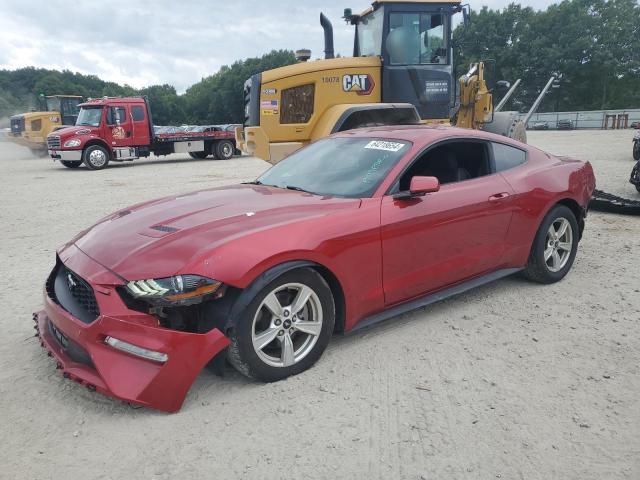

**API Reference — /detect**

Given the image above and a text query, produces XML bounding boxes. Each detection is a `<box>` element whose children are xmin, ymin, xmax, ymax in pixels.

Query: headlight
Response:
<box><xmin>64</xmin><ymin>138</ymin><xmax>81</xmax><ymax>147</ymax></box>
<box><xmin>126</xmin><ymin>275</ymin><xmax>224</xmax><ymax>306</ymax></box>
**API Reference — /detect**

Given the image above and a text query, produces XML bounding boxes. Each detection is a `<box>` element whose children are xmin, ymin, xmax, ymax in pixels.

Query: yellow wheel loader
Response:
<box><xmin>236</xmin><ymin>0</ymin><xmax>526</xmax><ymax>164</ymax></box>
<box><xmin>8</xmin><ymin>95</ymin><xmax>83</xmax><ymax>154</ymax></box>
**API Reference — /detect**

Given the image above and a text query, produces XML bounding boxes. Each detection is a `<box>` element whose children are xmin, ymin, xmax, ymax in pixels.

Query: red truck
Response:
<box><xmin>46</xmin><ymin>96</ymin><xmax>237</xmax><ymax>170</ymax></box>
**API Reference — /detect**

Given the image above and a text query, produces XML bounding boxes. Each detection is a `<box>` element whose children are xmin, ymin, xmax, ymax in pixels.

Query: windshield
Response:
<box><xmin>76</xmin><ymin>107</ymin><xmax>103</xmax><ymax>127</ymax></box>
<box><xmin>257</xmin><ymin>137</ymin><xmax>411</xmax><ymax>198</ymax></box>
<box><xmin>357</xmin><ymin>8</ymin><xmax>384</xmax><ymax>56</ymax></box>
<box><xmin>45</xmin><ymin>97</ymin><xmax>61</xmax><ymax>112</ymax></box>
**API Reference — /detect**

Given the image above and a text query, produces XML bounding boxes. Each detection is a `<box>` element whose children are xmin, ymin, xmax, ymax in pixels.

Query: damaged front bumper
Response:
<box><xmin>34</xmin><ymin>246</ymin><xmax>230</xmax><ymax>413</ymax></box>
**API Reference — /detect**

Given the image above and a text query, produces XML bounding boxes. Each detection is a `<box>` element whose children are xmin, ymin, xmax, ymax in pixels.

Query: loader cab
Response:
<box><xmin>42</xmin><ymin>95</ymin><xmax>83</xmax><ymax>125</ymax></box>
<box><xmin>349</xmin><ymin>0</ymin><xmax>460</xmax><ymax>120</ymax></box>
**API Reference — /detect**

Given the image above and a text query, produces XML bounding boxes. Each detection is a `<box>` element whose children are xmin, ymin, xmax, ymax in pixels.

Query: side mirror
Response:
<box><xmin>394</xmin><ymin>176</ymin><xmax>440</xmax><ymax>200</ymax></box>
<box><xmin>107</xmin><ymin>107</ymin><xmax>121</xmax><ymax>126</ymax></box>
<box><xmin>410</xmin><ymin>176</ymin><xmax>440</xmax><ymax>195</ymax></box>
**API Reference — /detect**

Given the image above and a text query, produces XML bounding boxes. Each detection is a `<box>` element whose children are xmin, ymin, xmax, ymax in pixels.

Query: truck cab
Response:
<box><xmin>47</xmin><ymin>96</ymin><xmax>237</xmax><ymax>170</ymax></box>
<box><xmin>47</xmin><ymin>97</ymin><xmax>154</xmax><ymax>168</ymax></box>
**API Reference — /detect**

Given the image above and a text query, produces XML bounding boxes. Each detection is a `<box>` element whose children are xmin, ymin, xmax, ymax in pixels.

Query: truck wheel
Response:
<box><xmin>61</xmin><ymin>161</ymin><xmax>82</xmax><ymax>169</ymax></box>
<box><xmin>216</xmin><ymin>140</ymin><xmax>234</xmax><ymax>160</ymax></box>
<box><xmin>83</xmin><ymin>145</ymin><xmax>110</xmax><ymax>170</ymax></box>
<box><xmin>189</xmin><ymin>152</ymin><xmax>208</xmax><ymax>159</ymax></box>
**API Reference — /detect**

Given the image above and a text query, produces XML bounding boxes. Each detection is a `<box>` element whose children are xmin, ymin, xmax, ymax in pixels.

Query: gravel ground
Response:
<box><xmin>0</xmin><ymin>130</ymin><xmax>638</xmax><ymax>480</ymax></box>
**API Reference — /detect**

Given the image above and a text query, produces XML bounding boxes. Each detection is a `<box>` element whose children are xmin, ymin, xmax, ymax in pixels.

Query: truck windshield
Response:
<box><xmin>76</xmin><ymin>107</ymin><xmax>103</xmax><ymax>127</ymax></box>
<box><xmin>357</xmin><ymin>8</ymin><xmax>384</xmax><ymax>56</ymax></box>
<box><xmin>257</xmin><ymin>137</ymin><xmax>411</xmax><ymax>198</ymax></box>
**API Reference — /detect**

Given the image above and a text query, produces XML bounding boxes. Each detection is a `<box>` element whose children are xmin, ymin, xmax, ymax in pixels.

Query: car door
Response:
<box><xmin>104</xmin><ymin>105</ymin><xmax>134</xmax><ymax>148</ymax></box>
<box><xmin>380</xmin><ymin>139</ymin><xmax>516</xmax><ymax>305</ymax></box>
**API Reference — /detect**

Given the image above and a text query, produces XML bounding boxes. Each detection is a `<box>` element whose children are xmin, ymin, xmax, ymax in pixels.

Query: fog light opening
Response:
<box><xmin>104</xmin><ymin>336</ymin><xmax>168</xmax><ymax>363</ymax></box>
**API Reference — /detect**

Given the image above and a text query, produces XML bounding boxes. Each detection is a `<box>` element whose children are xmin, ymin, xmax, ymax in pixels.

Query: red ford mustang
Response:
<box><xmin>34</xmin><ymin>126</ymin><xmax>596</xmax><ymax>412</ymax></box>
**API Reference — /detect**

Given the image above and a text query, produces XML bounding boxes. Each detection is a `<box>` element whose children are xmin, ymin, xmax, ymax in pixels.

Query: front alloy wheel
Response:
<box><xmin>226</xmin><ymin>268</ymin><xmax>335</xmax><ymax>382</ymax></box>
<box><xmin>251</xmin><ymin>283</ymin><xmax>323</xmax><ymax>368</ymax></box>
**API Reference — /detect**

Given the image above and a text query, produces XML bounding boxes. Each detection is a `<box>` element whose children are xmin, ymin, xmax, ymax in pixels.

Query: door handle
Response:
<box><xmin>488</xmin><ymin>192</ymin><xmax>510</xmax><ymax>202</ymax></box>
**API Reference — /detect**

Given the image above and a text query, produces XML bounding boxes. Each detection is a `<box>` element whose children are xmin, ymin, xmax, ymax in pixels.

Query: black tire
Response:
<box><xmin>216</xmin><ymin>140</ymin><xmax>234</xmax><ymax>160</ymax></box>
<box><xmin>82</xmin><ymin>145</ymin><xmax>110</xmax><ymax>170</ymax></box>
<box><xmin>522</xmin><ymin>205</ymin><xmax>579</xmax><ymax>284</ymax></box>
<box><xmin>633</xmin><ymin>142</ymin><xmax>640</xmax><ymax>161</ymax></box>
<box><xmin>60</xmin><ymin>160</ymin><xmax>82</xmax><ymax>169</ymax></box>
<box><xmin>189</xmin><ymin>151</ymin><xmax>208</xmax><ymax>159</ymax></box>
<box><xmin>226</xmin><ymin>268</ymin><xmax>335</xmax><ymax>382</ymax></box>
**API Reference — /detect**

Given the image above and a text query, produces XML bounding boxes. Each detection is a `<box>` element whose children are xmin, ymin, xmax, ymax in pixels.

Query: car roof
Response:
<box><xmin>331</xmin><ymin>124</ymin><xmax>527</xmax><ymax>149</ymax></box>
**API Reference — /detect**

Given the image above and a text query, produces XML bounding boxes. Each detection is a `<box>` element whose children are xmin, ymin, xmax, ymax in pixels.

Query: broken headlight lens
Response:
<box><xmin>126</xmin><ymin>275</ymin><xmax>224</xmax><ymax>306</ymax></box>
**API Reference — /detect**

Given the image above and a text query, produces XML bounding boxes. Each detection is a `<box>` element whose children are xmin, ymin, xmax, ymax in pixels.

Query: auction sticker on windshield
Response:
<box><xmin>364</xmin><ymin>140</ymin><xmax>405</xmax><ymax>152</ymax></box>
<box><xmin>364</xmin><ymin>140</ymin><xmax>406</xmax><ymax>152</ymax></box>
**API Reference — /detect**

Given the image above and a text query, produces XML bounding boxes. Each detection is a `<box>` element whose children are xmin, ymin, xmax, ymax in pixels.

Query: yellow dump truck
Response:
<box><xmin>8</xmin><ymin>95</ymin><xmax>83</xmax><ymax>154</ymax></box>
<box><xmin>237</xmin><ymin>0</ymin><xmax>526</xmax><ymax>164</ymax></box>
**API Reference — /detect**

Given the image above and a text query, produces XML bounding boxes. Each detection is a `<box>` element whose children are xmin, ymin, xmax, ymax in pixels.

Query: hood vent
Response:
<box><xmin>151</xmin><ymin>224</ymin><xmax>178</xmax><ymax>233</ymax></box>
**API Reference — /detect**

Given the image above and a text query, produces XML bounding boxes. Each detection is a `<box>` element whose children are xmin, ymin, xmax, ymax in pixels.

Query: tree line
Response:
<box><xmin>0</xmin><ymin>50</ymin><xmax>296</xmax><ymax>125</ymax></box>
<box><xmin>453</xmin><ymin>0</ymin><xmax>640</xmax><ymax>112</ymax></box>
<box><xmin>1</xmin><ymin>0</ymin><xmax>638</xmax><ymax>126</ymax></box>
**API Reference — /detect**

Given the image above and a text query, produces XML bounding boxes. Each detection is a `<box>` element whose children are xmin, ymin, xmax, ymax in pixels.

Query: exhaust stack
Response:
<box><xmin>320</xmin><ymin>13</ymin><xmax>335</xmax><ymax>59</ymax></box>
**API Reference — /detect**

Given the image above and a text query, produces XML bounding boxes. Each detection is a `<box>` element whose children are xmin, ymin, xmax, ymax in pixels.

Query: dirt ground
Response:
<box><xmin>0</xmin><ymin>130</ymin><xmax>638</xmax><ymax>480</ymax></box>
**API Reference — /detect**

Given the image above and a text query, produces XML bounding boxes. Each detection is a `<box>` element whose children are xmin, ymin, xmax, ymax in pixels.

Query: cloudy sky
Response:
<box><xmin>0</xmin><ymin>0</ymin><xmax>557</xmax><ymax>93</ymax></box>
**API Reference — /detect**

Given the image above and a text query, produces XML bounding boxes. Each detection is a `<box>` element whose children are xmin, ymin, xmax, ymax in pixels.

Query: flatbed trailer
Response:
<box><xmin>47</xmin><ymin>96</ymin><xmax>237</xmax><ymax>170</ymax></box>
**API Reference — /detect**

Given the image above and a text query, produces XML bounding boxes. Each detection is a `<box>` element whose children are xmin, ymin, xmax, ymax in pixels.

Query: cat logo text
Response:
<box><xmin>342</xmin><ymin>74</ymin><xmax>375</xmax><ymax>95</ymax></box>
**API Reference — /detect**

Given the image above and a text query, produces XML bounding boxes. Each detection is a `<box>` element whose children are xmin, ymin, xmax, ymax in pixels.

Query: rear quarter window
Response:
<box><xmin>131</xmin><ymin>106</ymin><xmax>145</xmax><ymax>122</ymax></box>
<box><xmin>492</xmin><ymin>143</ymin><xmax>527</xmax><ymax>172</ymax></box>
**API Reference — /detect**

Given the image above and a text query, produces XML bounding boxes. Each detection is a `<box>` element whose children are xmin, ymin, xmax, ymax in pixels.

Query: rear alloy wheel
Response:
<box><xmin>60</xmin><ymin>160</ymin><xmax>82</xmax><ymax>169</ymax></box>
<box><xmin>522</xmin><ymin>205</ymin><xmax>579</xmax><ymax>284</ymax></box>
<box><xmin>216</xmin><ymin>140</ymin><xmax>234</xmax><ymax>160</ymax></box>
<box><xmin>189</xmin><ymin>151</ymin><xmax>209</xmax><ymax>159</ymax></box>
<box><xmin>226</xmin><ymin>268</ymin><xmax>335</xmax><ymax>382</ymax></box>
<box><xmin>83</xmin><ymin>145</ymin><xmax>110</xmax><ymax>170</ymax></box>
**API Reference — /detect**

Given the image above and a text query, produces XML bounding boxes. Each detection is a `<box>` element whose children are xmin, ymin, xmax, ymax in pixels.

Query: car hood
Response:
<box><xmin>71</xmin><ymin>184</ymin><xmax>360</xmax><ymax>281</ymax></box>
<box><xmin>49</xmin><ymin>125</ymin><xmax>98</xmax><ymax>140</ymax></box>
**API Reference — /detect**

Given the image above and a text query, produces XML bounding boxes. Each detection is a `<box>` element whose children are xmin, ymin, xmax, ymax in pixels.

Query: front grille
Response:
<box><xmin>46</xmin><ymin>261</ymin><xmax>100</xmax><ymax>324</ymax></box>
<box><xmin>47</xmin><ymin>135</ymin><xmax>61</xmax><ymax>149</ymax></box>
<box><xmin>48</xmin><ymin>320</ymin><xmax>94</xmax><ymax>368</ymax></box>
<box><xmin>280</xmin><ymin>84</ymin><xmax>315</xmax><ymax>124</ymax></box>
<box><xmin>10</xmin><ymin>116</ymin><xmax>24</xmax><ymax>134</ymax></box>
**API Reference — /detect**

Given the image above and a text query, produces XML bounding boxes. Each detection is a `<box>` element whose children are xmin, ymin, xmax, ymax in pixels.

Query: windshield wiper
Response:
<box><xmin>284</xmin><ymin>185</ymin><xmax>314</xmax><ymax>194</ymax></box>
<box><xmin>242</xmin><ymin>180</ymin><xmax>263</xmax><ymax>185</ymax></box>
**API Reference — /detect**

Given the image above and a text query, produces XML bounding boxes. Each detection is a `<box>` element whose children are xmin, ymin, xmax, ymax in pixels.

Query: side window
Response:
<box><xmin>387</xmin><ymin>12</ymin><xmax>447</xmax><ymax>65</ymax></box>
<box><xmin>131</xmin><ymin>105</ymin><xmax>145</xmax><ymax>122</ymax></box>
<box><xmin>397</xmin><ymin>141</ymin><xmax>491</xmax><ymax>191</ymax></box>
<box><xmin>492</xmin><ymin>143</ymin><xmax>527</xmax><ymax>172</ymax></box>
<box><xmin>107</xmin><ymin>107</ymin><xmax>127</xmax><ymax>125</ymax></box>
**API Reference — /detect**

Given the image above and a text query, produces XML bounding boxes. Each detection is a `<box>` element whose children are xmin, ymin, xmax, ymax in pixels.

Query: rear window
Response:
<box><xmin>132</xmin><ymin>105</ymin><xmax>145</xmax><ymax>122</ymax></box>
<box><xmin>492</xmin><ymin>143</ymin><xmax>526</xmax><ymax>172</ymax></box>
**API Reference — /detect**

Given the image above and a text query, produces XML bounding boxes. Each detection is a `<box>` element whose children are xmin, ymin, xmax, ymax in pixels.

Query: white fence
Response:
<box><xmin>519</xmin><ymin>109</ymin><xmax>640</xmax><ymax>130</ymax></box>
